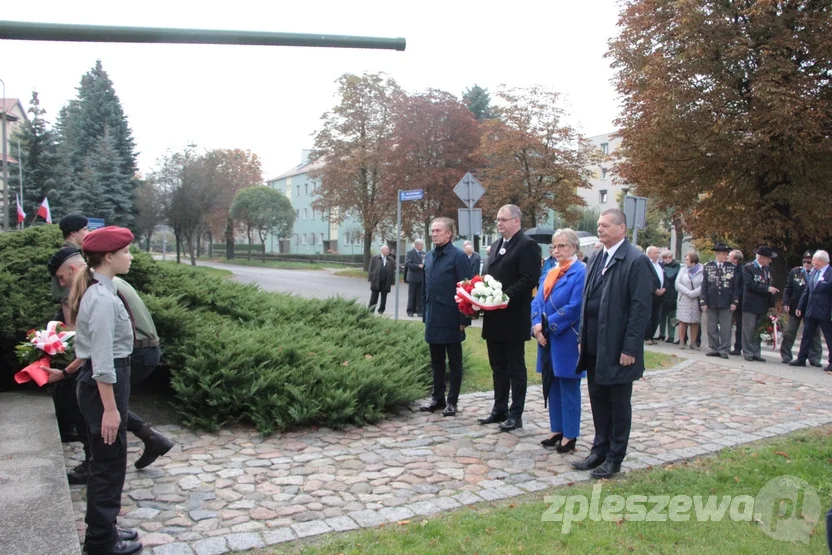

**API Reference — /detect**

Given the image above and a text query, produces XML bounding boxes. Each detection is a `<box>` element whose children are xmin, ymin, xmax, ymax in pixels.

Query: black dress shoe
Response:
<box><xmin>665</xmin><ymin>338</ymin><xmax>675</xmax><ymax>344</ymax></box>
<box><xmin>729</xmin><ymin>349</ymin><xmax>741</xmax><ymax>355</ymax></box>
<box><xmin>706</xmin><ymin>351</ymin><xmax>720</xmax><ymax>357</ymax></box>
<box><xmin>810</xmin><ymin>361</ymin><xmax>823</xmax><ymax>368</ymax></box>
<box><xmin>84</xmin><ymin>540</ymin><xmax>143</xmax><ymax>555</ymax></box>
<box><xmin>478</xmin><ymin>413</ymin><xmax>508</xmax><ymax>425</ymax></box>
<box><xmin>499</xmin><ymin>417</ymin><xmax>523</xmax><ymax>431</ymax></box>
<box><xmin>744</xmin><ymin>356</ymin><xmax>755</xmax><ymax>361</ymax></box>
<box><xmin>572</xmin><ymin>453</ymin><xmax>605</xmax><ymax>471</ymax></box>
<box><xmin>134</xmin><ymin>425</ymin><xmax>175</xmax><ymax>470</ymax></box>
<box><xmin>590</xmin><ymin>460</ymin><xmax>622</xmax><ymax>479</ymax></box>
<box><xmin>442</xmin><ymin>404</ymin><xmax>457</xmax><ymax>417</ymax></box>
<box><xmin>720</xmin><ymin>353</ymin><xmax>729</xmax><ymax>359</ymax></box>
<box><xmin>541</xmin><ymin>433</ymin><xmax>563</xmax><ymax>447</ymax></box>
<box><xmin>67</xmin><ymin>461</ymin><xmax>89</xmax><ymax>485</ymax></box>
<box><xmin>407</xmin><ymin>312</ymin><xmax>414</xmax><ymax>317</ymax></box>
<box><xmin>118</xmin><ymin>529</ymin><xmax>138</xmax><ymax>542</ymax></box>
<box><xmin>788</xmin><ymin>359</ymin><xmax>806</xmax><ymax>367</ymax></box>
<box><xmin>825</xmin><ymin>365</ymin><xmax>832</xmax><ymax>373</ymax></box>
<box><xmin>419</xmin><ymin>399</ymin><xmax>446</xmax><ymax>412</ymax></box>
<box><xmin>752</xmin><ymin>356</ymin><xmax>766</xmax><ymax>362</ymax></box>
<box><xmin>556</xmin><ymin>438</ymin><xmax>577</xmax><ymax>453</ymax></box>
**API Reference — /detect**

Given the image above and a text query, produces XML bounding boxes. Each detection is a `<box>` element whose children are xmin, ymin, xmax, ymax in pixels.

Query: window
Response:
<box><xmin>302</xmin><ymin>233</ymin><xmax>307</xmax><ymax>245</ymax></box>
<box><xmin>601</xmin><ymin>167</ymin><xmax>608</xmax><ymax>179</ymax></box>
<box><xmin>296</xmin><ymin>185</ymin><xmax>300</xmax><ymax>197</ymax></box>
<box><xmin>295</xmin><ymin>209</ymin><xmax>299</xmax><ymax>218</ymax></box>
<box><xmin>600</xmin><ymin>190</ymin><xmax>608</xmax><ymax>204</ymax></box>
<box><xmin>305</xmin><ymin>183</ymin><xmax>308</xmax><ymax>195</ymax></box>
<box><xmin>600</xmin><ymin>142</ymin><xmax>609</xmax><ymax>155</ymax></box>
<box><xmin>303</xmin><ymin>208</ymin><xmax>308</xmax><ymax>219</ymax></box>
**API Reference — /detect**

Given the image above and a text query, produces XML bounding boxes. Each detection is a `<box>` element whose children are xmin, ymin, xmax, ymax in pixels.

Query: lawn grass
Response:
<box><xmin>334</xmin><ymin>268</ymin><xmax>369</xmax><ymax>279</ymax></box>
<box><xmin>158</xmin><ymin>261</ymin><xmax>233</xmax><ymax>279</ymax></box>
<box><xmin>460</xmin><ymin>326</ymin><xmax>680</xmax><ymax>395</ymax></box>
<box><xmin>264</xmin><ymin>426</ymin><xmax>832</xmax><ymax>554</ymax></box>
<box><xmin>188</xmin><ymin>256</ymin><xmax>358</xmax><ymax>271</ymax></box>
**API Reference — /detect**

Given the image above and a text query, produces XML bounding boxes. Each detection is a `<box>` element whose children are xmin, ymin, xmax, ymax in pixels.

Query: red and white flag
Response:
<box><xmin>16</xmin><ymin>195</ymin><xmax>26</xmax><ymax>223</ymax></box>
<box><xmin>36</xmin><ymin>197</ymin><xmax>52</xmax><ymax>223</ymax></box>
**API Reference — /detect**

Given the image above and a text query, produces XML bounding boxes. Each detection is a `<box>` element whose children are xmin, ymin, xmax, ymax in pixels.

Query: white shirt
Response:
<box><xmin>651</xmin><ymin>260</ymin><xmax>664</xmax><ymax>287</ymax></box>
<box><xmin>815</xmin><ymin>265</ymin><xmax>829</xmax><ymax>283</ymax></box>
<box><xmin>602</xmin><ymin>238</ymin><xmax>626</xmax><ymax>268</ymax></box>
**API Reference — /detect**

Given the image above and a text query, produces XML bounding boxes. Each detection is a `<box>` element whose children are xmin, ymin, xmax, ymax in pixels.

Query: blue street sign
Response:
<box><xmin>87</xmin><ymin>217</ymin><xmax>105</xmax><ymax>230</ymax></box>
<box><xmin>399</xmin><ymin>189</ymin><xmax>424</xmax><ymax>202</ymax></box>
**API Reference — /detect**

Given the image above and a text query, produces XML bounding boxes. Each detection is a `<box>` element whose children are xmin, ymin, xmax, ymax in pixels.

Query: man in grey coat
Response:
<box><xmin>573</xmin><ymin>208</ymin><xmax>653</xmax><ymax>479</ymax></box>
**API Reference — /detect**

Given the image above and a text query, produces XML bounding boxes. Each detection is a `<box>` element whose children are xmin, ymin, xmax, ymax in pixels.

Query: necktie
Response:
<box><xmin>815</xmin><ymin>270</ymin><xmax>821</xmax><ymax>284</ymax></box>
<box><xmin>594</xmin><ymin>251</ymin><xmax>609</xmax><ymax>288</ymax></box>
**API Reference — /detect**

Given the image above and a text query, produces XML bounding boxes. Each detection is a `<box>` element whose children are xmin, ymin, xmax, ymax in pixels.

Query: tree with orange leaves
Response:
<box><xmin>478</xmin><ymin>86</ymin><xmax>598</xmax><ymax>229</ymax></box>
<box><xmin>609</xmin><ymin>0</ymin><xmax>832</xmax><ymax>272</ymax></box>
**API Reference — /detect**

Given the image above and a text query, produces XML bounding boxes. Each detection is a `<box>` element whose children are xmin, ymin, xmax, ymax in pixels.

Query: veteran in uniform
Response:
<box><xmin>781</xmin><ymin>250</ymin><xmax>823</xmax><ymax>365</ymax></box>
<box><xmin>741</xmin><ymin>246</ymin><xmax>779</xmax><ymax>362</ymax></box>
<box><xmin>701</xmin><ymin>243</ymin><xmax>740</xmax><ymax>359</ymax></box>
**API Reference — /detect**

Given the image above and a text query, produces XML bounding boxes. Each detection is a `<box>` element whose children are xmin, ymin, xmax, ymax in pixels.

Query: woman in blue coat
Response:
<box><xmin>531</xmin><ymin>228</ymin><xmax>586</xmax><ymax>453</ymax></box>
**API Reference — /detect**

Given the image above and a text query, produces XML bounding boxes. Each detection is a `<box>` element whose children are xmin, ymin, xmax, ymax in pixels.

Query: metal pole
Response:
<box><xmin>1</xmin><ymin>77</ymin><xmax>7</xmax><ymax>232</ymax></box>
<box><xmin>17</xmin><ymin>140</ymin><xmax>22</xmax><ymax>229</ymax></box>
<box><xmin>0</xmin><ymin>21</ymin><xmax>406</xmax><ymax>51</ymax></box>
<box><xmin>394</xmin><ymin>191</ymin><xmax>402</xmax><ymax>321</ymax></box>
<box><xmin>162</xmin><ymin>226</ymin><xmax>167</xmax><ymax>261</ymax></box>
<box><xmin>633</xmin><ymin>227</ymin><xmax>638</xmax><ymax>247</ymax></box>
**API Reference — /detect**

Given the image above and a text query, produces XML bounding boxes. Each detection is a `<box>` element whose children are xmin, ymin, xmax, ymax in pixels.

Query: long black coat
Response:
<box><xmin>467</xmin><ymin>252</ymin><xmax>482</xmax><ymax>277</ymax></box>
<box><xmin>404</xmin><ymin>248</ymin><xmax>425</xmax><ymax>283</ymax></box>
<box><xmin>481</xmin><ymin>232</ymin><xmax>542</xmax><ymax>343</ymax></box>
<box><xmin>662</xmin><ymin>260</ymin><xmax>680</xmax><ymax>307</ymax></box>
<box><xmin>423</xmin><ymin>243</ymin><xmax>472</xmax><ymax>344</ymax></box>
<box><xmin>368</xmin><ymin>254</ymin><xmax>396</xmax><ymax>293</ymax></box>
<box><xmin>576</xmin><ymin>239</ymin><xmax>653</xmax><ymax>385</ymax></box>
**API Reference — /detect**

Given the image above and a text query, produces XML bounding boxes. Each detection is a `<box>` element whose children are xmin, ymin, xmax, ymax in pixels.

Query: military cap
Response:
<box><xmin>711</xmin><ymin>242</ymin><xmax>731</xmax><ymax>252</ymax></box>
<box><xmin>803</xmin><ymin>250</ymin><xmax>814</xmax><ymax>260</ymax></box>
<box><xmin>754</xmin><ymin>245</ymin><xmax>777</xmax><ymax>258</ymax></box>
<box><xmin>59</xmin><ymin>213</ymin><xmax>88</xmax><ymax>235</ymax></box>
<box><xmin>47</xmin><ymin>246</ymin><xmax>82</xmax><ymax>276</ymax></box>
<box><xmin>82</xmin><ymin>226</ymin><xmax>134</xmax><ymax>254</ymax></box>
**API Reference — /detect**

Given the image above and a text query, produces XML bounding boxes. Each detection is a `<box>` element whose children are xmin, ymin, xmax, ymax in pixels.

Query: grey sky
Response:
<box><xmin>1</xmin><ymin>0</ymin><xmax>621</xmax><ymax>181</ymax></box>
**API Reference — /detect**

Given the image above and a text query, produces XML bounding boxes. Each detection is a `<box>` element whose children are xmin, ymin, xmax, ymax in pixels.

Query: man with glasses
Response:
<box><xmin>478</xmin><ymin>205</ymin><xmax>541</xmax><ymax>432</ymax></box>
<box><xmin>780</xmin><ymin>251</ymin><xmax>823</xmax><ymax>365</ymax></box>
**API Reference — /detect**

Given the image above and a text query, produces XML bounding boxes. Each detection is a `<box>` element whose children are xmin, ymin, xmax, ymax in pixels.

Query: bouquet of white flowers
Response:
<box><xmin>455</xmin><ymin>274</ymin><xmax>509</xmax><ymax>316</ymax></box>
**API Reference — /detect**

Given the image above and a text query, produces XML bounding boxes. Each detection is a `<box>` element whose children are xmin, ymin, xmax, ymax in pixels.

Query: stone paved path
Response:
<box><xmin>65</xmin><ymin>359</ymin><xmax>832</xmax><ymax>554</ymax></box>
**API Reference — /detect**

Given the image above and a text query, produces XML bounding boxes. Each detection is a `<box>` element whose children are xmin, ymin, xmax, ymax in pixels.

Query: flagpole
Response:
<box><xmin>17</xmin><ymin>141</ymin><xmax>22</xmax><ymax>229</ymax></box>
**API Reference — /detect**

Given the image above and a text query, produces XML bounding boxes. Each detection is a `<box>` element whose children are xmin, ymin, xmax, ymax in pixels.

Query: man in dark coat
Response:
<box><xmin>701</xmin><ymin>242</ymin><xmax>740</xmax><ymax>359</ymax></box>
<box><xmin>644</xmin><ymin>246</ymin><xmax>667</xmax><ymax>344</ymax></box>
<box><xmin>463</xmin><ymin>240</ymin><xmax>482</xmax><ymax>277</ymax></box>
<box><xmin>368</xmin><ymin>245</ymin><xmax>396</xmax><ymax>314</ymax></box>
<box><xmin>478</xmin><ymin>205</ymin><xmax>542</xmax><ymax>432</ymax></box>
<box><xmin>781</xmin><ymin>250</ymin><xmax>822</xmax><ymax>365</ymax></box>
<box><xmin>405</xmin><ymin>240</ymin><xmax>426</xmax><ymax>317</ymax></box>
<box><xmin>572</xmin><ymin>208</ymin><xmax>653</xmax><ymax>479</ymax></box>
<box><xmin>741</xmin><ymin>246</ymin><xmax>779</xmax><ymax>361</ymax></box>
<box><xmin>790</xmin><ymin>250</ymin><xmax>832</xmax><ymax>371</ymax></box>
<box><xmin>420</xmin><ymin>218</ymin><xmax>473</xmax><ymax>417</ymax></box>
<box><xmin>729</xmin><ymin>249</ymin><xmax>745</xmax><ymax>354</ymax></box>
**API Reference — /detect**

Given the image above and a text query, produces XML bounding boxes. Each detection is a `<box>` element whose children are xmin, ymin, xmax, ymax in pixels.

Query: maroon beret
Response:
<box><xmin>82</xmin><ymin>226</ymin><xmax>134</xmax><ymax>254</ymax></box>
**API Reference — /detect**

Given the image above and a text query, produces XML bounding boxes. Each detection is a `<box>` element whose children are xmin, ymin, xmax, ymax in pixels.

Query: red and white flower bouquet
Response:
<box><xmin>455</xmin><ymin>274</ymin><xmax>509</xmax><ymax>318</ymax></box>
<box><xmin>14</xmin><ymin>321</ymin><xmax>76</xmax><ymax>387</ymax></box>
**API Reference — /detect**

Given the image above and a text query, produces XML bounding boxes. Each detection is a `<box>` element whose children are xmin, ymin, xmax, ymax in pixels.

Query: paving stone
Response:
<box><xmin>126</xmin><ymin>507</ymin><xmax>161</xmax><ymax>519</ymax></box>
<box><xmin>325</xmin><ymin>516</ymin><xmax>360</xmax><ymax>531</ymax></box>
<box><xmin>178</xmin><ymin>476</ymin><xmax>202</xmax><ymax>490</ymax></box>
<box><xmin>224</xmin><ymin>532</ymin><xmax>265</xmax><ymax>551</ymax></box>
<box><xmin>263</xmin><ymin>527</ymin><xmax>296</xmax><ymax>545</ymax></box>
<box><xmin>349</xmin><ymin>509</ymin><xmax>386</xmax><ymax>527</ymax></box>
<box><xmin>128</xmin><ymin>489</ymin><xmax>154</xmax><ymax>501</ymax></box>
<box><xmin>292</xmin><ymin>519</ymin><xmax>332</xmax><ymax>538</ymax></box>
<box><xmin>152</xmin><ymin>543</ymin><xmax>194</xmax><ymax>555</ymax></box>
<box><xmin>140</xmin><ymin>533</ymin><xmax>176</xmax><ymax>546</ymax></box>
<box><xmin>192</xmin><ymin>537</ymin><xmax>228</xmax><ymax>555</ymax></box>
<box><xmin>189</xmin><ymin>510</ymin><xmax>217</xmax><ymax>522</ymax></box>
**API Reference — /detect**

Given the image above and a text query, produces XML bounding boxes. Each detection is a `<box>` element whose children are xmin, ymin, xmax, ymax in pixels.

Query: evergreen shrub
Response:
<box><xmin>0</xmin><ymin>226</ymin><xmax>431</xmax><ymax>433</ymax></box>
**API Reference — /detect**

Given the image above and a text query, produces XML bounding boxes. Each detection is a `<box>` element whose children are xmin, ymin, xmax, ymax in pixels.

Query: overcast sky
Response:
<box><xmin>1</xmin><ymin>0</ymin><xmax>622</xmax><ymax>181</ymax></box>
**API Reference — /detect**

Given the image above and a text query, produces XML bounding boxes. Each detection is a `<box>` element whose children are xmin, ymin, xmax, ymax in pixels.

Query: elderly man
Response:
<box><xmin>463</xmin><ymin>240</ymin><xmax>482</xmax><ymax>277</ymax></box>
<box><xmin>478</xmin><ymin>205</ymin><xmax>542</xmax><ymax>431</ymax></box>
<box><xmin>405</xmin><ymin>240</ymin><xmax>426</xmax><ymax>317</ymax></box>
<box><xmin>728</xmin><ymin>249</ymin><xmax>745</xmax><ymax>354</ymax></box>
<box><xmin>52</xmin><ymin>213</ymin><xmax>90</xmax><ymax>303</ymax></box>
<box><xmin>701</xmin><ymin>243</ymin><xmax>740</xmax><ymax>359</ymax></box>
<box><xmin>781</xmin><ymin>250</ymin><xmax>823</xmax><ymax>365</ymax></box>
<box><xmin>573</xmin><ymin>208</ymin><xmax>653</xmax><ymax>478</ymax></box>
<box><xmin>790</xmin><ymin>250</ymin><xmax>832</xmax><ymax>372</ymax></box>
<box><xmin>368</xmin><ymin>245</ymin><xmax>396</xmax><ymax>314</ymax></box>
<box><xmin>420</xmin><ymin>218</ymin><xmax>473</xmax><ymax>416</ymax></box>
<box><xmin>742</xmin><ymin>246</ymin><xmax>779</xmax><ymax>362</ymax></box>
<box><xmin>644</xmin><ymin>246</ymin><xmax>667</xmax><ymax>345</ymax></box>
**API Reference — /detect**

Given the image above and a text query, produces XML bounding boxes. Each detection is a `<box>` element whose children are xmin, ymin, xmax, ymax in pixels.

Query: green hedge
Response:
<box><xmin>0</xmin><ymin>226</ymin><xmax>431</xmax><ymax>434</ymax></box>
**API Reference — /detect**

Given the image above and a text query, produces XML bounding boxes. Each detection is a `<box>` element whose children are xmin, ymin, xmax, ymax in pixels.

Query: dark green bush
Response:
<box><xmin>0</xmin><ymin>226</ymin><xmax>430</xmax><ymax>433</ymax></box>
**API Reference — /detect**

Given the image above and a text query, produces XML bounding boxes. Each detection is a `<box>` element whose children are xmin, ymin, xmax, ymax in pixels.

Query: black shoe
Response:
<box><xmin>590</xmin><ymin>460</ymin><xmax>622</xmax><ymax>479</ymax></box>
<box><xmin>541</xmin><ymin>433</ymin><xmax>563</xmax><ymax>447</ymax></box>
<box><xmin>572</xmin><ymin>453</ymin><xmax>605</xmax><ymax>471</ymax></box>
<box><xmin>706</xmin><ymin>351</ymin><xmax>720</xmax><ymax>357</ymax></box>
<box><xmin>416</xmin><ymin>313</ymin><xmax>423</xmax><ymax>317</ymax></box>
<box><xmin>720</xmin><ymin>353</ymin><xmax>729</xmax><ymax>359</ymax></box>
<box><xmin>118</xmin><ymin>529</ymin><xmax>138</xmax><ymax>542</ymax></box>
<box><xmin>60</xmin><ymin>432</ymin><xmax>81</xmax><ymax>443</ymax></box>
<box><xmin>665</xmin><ymin>338</ymin><xmax>675</xmax><ymax>344</ymax></box>
<box><xmin>781</xmin><ymin>358</ymin><xmax>792</xmax><ymax>364</ymax></box>
<box><xmin>478</xmin><ymin>413</ymin><xmax>508</xmax><ymax>425</ymax></box>
<box><xmin>499</xmin><ymin>417</ymin><xmax>523</xmax><ymax>431</ymax></box>
<box><xmin>729</xmin><ymin>349</ymin><xmax>741</xmax><ymax>355</ymax></box>
<box><xmin>788</xmin><ymin>359</ymin><xmax>807</xmax><ymax>367</ymax></box>
<box><xmin>67</xmin><ymin>461</ymin><xmax>89</xmax><ymax>485</ymax></box>
<box><xmin>673</xmin><ymin>340</ymin><xmax>681</xmax><ymax>345</ymax></box>
<box><xmin>442</xmin><ymin>404</ymin><xmax>457</xmax><ymax>417</ymax></box>
<box><xmin>810</xmin><ymin>361</ymin><xmax>823</xmax><ymax>368</ymax></box>
<box><xmin>658</xmin><ymin>335</ymin><xmax>665</xmax><ymax>341</ymax></box>
<box><xmin>84</xmin><ymin>540</ymin><xmax>143</xmax><ymax>555</ymax></box>
<box><xmin>752</xmin><ymin>356</ymin><xmax>766</xmax><ymax>362</ymax></box>
<box><xmin>744</xmin><ymin>356</ymin><xmax>754</xmax><ymax>361</ymax></box>
<box><xmin>419</xmin><ymin>399</ymin><xmax>446</xmax><ymax>413</ymax></box>
<box><xmin>556</xmin><ymin>438</ymin><xmax>577</xmax><ymax>453</ymax></box>
<box><xmin>825</xmin><ymin>365</ymin><xmax>832</xmax><ymax>373</ymax></box>
<box><xmin>134</xmin><ymin>425</ymin><xmax>175</xmax><ymax>470</ymax></box>
<box><xmin>407</xmin><ymin>312</ymin><xmax>414</xmax><ymax>317</ymax></box>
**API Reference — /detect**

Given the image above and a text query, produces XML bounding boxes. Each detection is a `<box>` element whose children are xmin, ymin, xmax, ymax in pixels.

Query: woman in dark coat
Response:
<box><xmin>659</xmin><ymin>249</ymin><xmax>680</xmax><ymax>343</ymax></box>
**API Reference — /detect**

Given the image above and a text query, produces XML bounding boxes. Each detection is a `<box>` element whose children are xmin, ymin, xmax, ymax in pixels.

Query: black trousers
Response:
<box><xmin>368</xmin><ymin>287</ymin><xmax>388</xmax><ymax>313</ymax></box>
<box><xmin>645</xmin><ymin>298</ymin><xmax>661</xmax><ymax>340</ymax></box>
<box><xmin>407</xmin><ymin>282</ymin><xmax>423</xmax><ymax>315</ymax></box>
<box><xmin>796</xmin><ymin>316</ymin><xmax>832</xmax><ymax>363</ymax></box>
<box><xmin>586</xmin><ymin>354</ymin><xmax>633</xmax><ymax>464</ymax></box>
<box><xmin>486</xmin><ymin>340</ymin><xmax>527</xmax><ymax>419</ymax></box>
<box><xmin>780</xmin><ymin>314</ymin><xmax>822</xmax><ymax>363</ymax></box>
<box><xmin>76</xmin><ymin>360</ymin><xmax>131</xmax><ymax>552</ymax></box>
<box><xmin>733</xmin><ymin>309</ymin><xmax>743</xmax><ymax>351</ymax></box>
<box><xmin>429</xmin><ymin>342</ymin><xmax>463</xmax><ymax>405</ymax></box>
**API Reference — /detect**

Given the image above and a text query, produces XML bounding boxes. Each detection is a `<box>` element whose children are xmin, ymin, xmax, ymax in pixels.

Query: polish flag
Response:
<box><xmin>37</xmin><ymin>197</ymin><xmax>52</xmax><ymax>223</ymax></box>
<box><xmin>16</xmin><ymin>195</ymin><xmax>26</xmax><ymax>223</ymax></box>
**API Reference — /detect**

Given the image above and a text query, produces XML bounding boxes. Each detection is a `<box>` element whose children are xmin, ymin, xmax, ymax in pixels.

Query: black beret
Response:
<box><xmin>82</xmin><ymin>226</ymin><xmax>134</xmax><ymax>254</ymax></box>
<box><xmin>803</xmin><ymin>250</ymin><xmax>814</xmax><ymax>260</ymax></box>
<box><xmin>47</xmin><ymin>246</ymin><xmax>82</xmax><ymax>276</ymax></box>
<box><xmin>59</xmin><ymin>213</ymin><xmax>88</xmax><ymax>235</ymax></box>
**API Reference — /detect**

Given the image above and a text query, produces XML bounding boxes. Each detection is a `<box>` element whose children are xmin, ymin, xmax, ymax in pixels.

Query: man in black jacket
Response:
<box><xmin>741</xmin><ymin>246</ymin><xmax>779</xmax><ymax>361</ymax></box>
<box><xmin>644</xmin><ymin>246</ymin><xmax>667</xmax><ymax>344</ymax></box>
<box><xmin>729</xmin><ymin>249</ymin><xmax>745</xmax><ymax>355</ymax></box>
<box><xmin>781</xmin><ymin>250</ymin><xmax>822</xmax><ymax>365</ymax></box>
<box><xmin>659</xmin><ymin>250</ymin><xmax>680</xmax><ymax>343</ymax></box>
<box><xmin>701</xmin><ymin>243</ymin><xmax>739</xmax><ymax>359</ymax></box>
<box><xmin>572</xmin><ymin>208</ymin><xmax>653</xmax><ymax>479</ymax></box>
<box><xmin>463</xmin><ymin>240</ymin><xmax>482</xmax><ymax>277</ymax></box>
<box><xmin>405</xmin><ymin>240</ymin><xmax>426</xmax><ymax>317</ymax></box>
<box><xmin>368</xmin><ymin>246</ymin><xmax>396</xmax><ymax>314</ymax></box>
<box><xmin>478</xmin><ymin>205</ymin><xmax>542</xmax><ymax>432</ymax></box>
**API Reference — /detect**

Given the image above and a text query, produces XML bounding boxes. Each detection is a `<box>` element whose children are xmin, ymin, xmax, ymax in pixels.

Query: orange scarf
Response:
<box><xmin>543</xmin><ymin>260</ymin><xmax>572</xmax><ymax>300</ymax></box>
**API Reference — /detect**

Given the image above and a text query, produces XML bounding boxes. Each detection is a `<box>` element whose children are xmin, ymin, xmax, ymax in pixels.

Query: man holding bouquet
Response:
<box><xmin>478</xmin><ymin>205</ymin><xmax>542</xmax><ymax>431</ymax></box>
